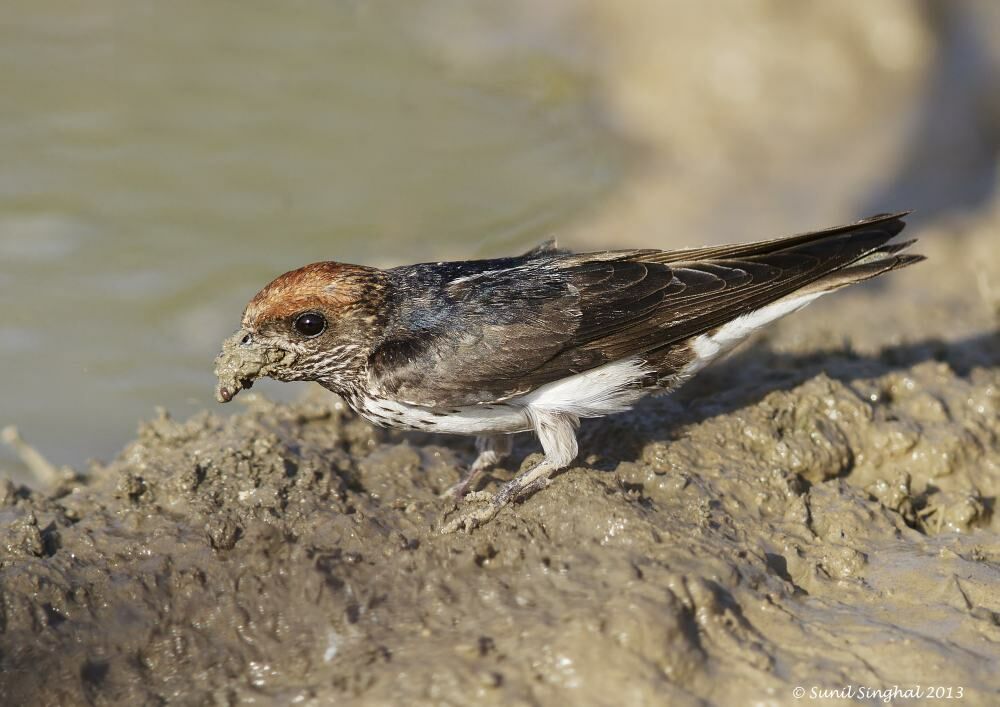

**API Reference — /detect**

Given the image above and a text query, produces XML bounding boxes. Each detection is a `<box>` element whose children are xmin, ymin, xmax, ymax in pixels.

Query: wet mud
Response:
<box><xmin>214</xmin><ymin>330</ymin><xmax>297</xmax><ymax>404</ymax></box>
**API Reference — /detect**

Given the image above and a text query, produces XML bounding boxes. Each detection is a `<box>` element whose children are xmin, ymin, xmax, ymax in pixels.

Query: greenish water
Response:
<box><xmin>0</xmin><ymin>1</ymin><xmax>622</xmax><ymax>477</ymax></box>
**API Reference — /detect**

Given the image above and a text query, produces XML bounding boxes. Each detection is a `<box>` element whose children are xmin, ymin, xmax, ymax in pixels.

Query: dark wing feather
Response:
<box><xmin>639</xmin><ymin>212</ymin><xmax>909</xmax><ymax>263</ymax></box>
<box><xmin>368</xmin><ymin>214</ymin><xmax>916</xmax><ymax>407</ymax></box>
<box><xmin>369</xmin><ymin>253</ymin><xmax>676</xmax><ymax>406</ymax></box>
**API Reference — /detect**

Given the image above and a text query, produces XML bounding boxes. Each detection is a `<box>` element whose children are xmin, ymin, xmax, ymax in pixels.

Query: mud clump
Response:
<box><xmin>1</xmin><ymin>324</ymin><xmax>998</xmax><ymax>704</ymax></box>
<box><xmin>214</xmin><ymin>329</ymin><xmax>297</xmax><ymax>403</ymax></box>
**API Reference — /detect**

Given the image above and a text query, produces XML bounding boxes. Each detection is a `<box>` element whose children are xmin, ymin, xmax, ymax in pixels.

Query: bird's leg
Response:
<box><xmin>443</xmin><ymin>435</ymin><xmax>512</xmax><ymax>499</ymax></box>
<box><xmin>440</xmin><ymin>411</ymin><xmax>578</xmax><ymax>533</ymax></box>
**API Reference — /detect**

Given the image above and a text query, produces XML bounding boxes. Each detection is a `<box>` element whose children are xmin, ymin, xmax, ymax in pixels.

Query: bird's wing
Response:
<box><xmin>637</xmin><ymin>211</ymin><xmax>909</xmax><ymax>263</ymax></box>
<box><xmin>367</xmin><ymin>252</ymin><xmax>674</xmax><ymax>406</ymax></box>
<box><xmin>368</xmin><ymin>214</ymin><xmax>916</xmax><ymax>407</ymax></box>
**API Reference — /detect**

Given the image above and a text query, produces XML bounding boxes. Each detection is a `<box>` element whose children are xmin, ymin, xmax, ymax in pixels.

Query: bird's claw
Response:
<box><xmin>439</xmin><ymin>501</ymin><xmax>502</xmax><ymax>534</ymax></box>
<box><xmin>438</xmin><ymin>471</ymin><xmax>554</xmax><ymax>533</ymax></box>
<box><xmin>439</xmin><ymin>488</ymin><xmax>505</xmax><ymax>533</ymax></box>
<box><xmin>461</xmin><ymin>489</ymin><xmax>495</xmax><ymax>504</ymax></box>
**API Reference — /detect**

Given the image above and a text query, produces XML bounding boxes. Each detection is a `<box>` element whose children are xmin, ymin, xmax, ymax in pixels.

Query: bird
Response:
<box><xmin>214</xmin><ymin>212</ymin><xmax>921</xmax><ymax>532</ymax></box>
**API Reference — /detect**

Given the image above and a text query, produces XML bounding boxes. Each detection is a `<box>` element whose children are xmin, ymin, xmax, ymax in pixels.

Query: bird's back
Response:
<box><xmin>368</xmin><ymin>213</ymin><xmax>920</xmax><ymax>410</ymax></box>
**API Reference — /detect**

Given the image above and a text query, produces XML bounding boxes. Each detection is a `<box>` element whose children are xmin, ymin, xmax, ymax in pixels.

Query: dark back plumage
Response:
<box><xmin>367</xmin><ymin>213</ymin><xmax>921</xmax><ymax>407</ymax></box>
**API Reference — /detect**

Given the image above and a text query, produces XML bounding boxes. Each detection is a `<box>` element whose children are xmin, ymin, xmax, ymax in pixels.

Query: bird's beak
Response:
<box><xmin>213</xmin><ymin>328</ymin><xmax>297</xmax><ymax>403</ymax></box>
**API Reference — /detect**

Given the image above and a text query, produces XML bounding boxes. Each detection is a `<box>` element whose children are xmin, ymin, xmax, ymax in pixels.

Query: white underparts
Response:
<box><xmin>356</xmin><ymin>357</ymin><xmax>651</xmax><ymax>437</ymax></box>
<box><xmin>683</xmin><ymin>290</ymin><xmax>826</xmax><ymax>377</ymax></box>
<box><xmin>355</xmin><ymin>395</ymin><xmax>530</xmax><ymax>434</ymax></box>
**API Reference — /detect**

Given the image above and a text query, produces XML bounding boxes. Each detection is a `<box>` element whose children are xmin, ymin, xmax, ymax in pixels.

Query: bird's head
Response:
<box><xmin>214</xmin><ymin>262</ymin><xmax>387</xmax><ymax>403</ymax></box>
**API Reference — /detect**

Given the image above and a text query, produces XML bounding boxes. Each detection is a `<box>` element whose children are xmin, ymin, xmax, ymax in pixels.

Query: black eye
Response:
<box><xmin>293</xmin><ymin>311</ymin><xmax>326</xmax><ymax>338</ymax></box>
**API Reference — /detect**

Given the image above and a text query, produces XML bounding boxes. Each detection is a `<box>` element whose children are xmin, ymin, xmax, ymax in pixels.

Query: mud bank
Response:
<box><xmin>5</xmin><ymin>2</ymin><xmax>1000</xmax><ymax>698</ymax></box>
<box><xmin>1</xmin><ymin>312</ymin><xmax>997</xmax><ymax>704</ymax></box>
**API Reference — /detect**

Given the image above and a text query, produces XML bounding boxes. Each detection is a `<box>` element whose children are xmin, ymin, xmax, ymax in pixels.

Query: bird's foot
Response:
<box><xmin>460</xmin><ymin>488</ymin><xmax>495</xmax><ymax>504</ymax></box>
<box><xmin>440</xmin><ymin>478</ymin><xmax>472</xmax><ymax>500</ymax></box>
<box><xmin>515</xmin><ymin>476</ymin><xmax>551</xmax><ymax>500</ymax></box>
<box><xmin>438</xmin><ymin>464</ymin><xmax>555</xmax><ymax>534</ymax></box>
<box><xmin>439</xmin><ymin>498</ymin><xmax>504</xmax><ymax>534</ymax></box>
<box><xmin>439</xmin><ymin>435</ymin><xmax>512</xmax><ymax>500</ymax></box>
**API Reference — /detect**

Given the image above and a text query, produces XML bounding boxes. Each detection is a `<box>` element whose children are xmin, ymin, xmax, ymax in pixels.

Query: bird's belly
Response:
<box><xmin>353</xmin><ymin>395</ymin><xmax>531</xmax><ymax>435</ymax></box>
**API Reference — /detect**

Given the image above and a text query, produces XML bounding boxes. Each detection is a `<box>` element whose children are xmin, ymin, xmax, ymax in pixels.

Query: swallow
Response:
<box><xmin>214</xmin><ymin>212</ymin><xmax>921</xmax><ymax>532</ymax></box>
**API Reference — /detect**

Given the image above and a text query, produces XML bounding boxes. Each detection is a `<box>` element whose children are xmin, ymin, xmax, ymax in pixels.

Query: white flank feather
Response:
<box><xmin>517</xmin><ymin>357</ymin><xmax>651</xmax><ymax>418</ymax></box>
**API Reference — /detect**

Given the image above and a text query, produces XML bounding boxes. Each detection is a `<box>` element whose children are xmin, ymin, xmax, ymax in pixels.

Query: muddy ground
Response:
<box><xmin>4</xmin><ymin>2</ymin><xmax>1000</xmax><ymax>703</ymax></box>
<box><xmin>1</xmin><ymin>207</ymin><xmax>998</xmax><ymax>705</ymax></box>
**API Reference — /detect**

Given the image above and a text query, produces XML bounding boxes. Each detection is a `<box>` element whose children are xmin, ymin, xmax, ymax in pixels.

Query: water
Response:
<box><xmin>0</xmin><ymin>1</ymin><xmax>622</xmax><ymax>476</ymax></box>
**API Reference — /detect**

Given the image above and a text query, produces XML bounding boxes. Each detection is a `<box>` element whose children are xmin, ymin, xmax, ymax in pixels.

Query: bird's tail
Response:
<box><xmin>637</xmin><ymin>213</ymin><xmax>924</xmax><ymax>385</ymax></box>
<box><xmin>797</xmin><ymin>236</ymin><xmax>924</xmax><ymax>295</ymax></box>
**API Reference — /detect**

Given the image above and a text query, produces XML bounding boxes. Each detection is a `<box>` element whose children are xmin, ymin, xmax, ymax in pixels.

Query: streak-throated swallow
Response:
<box><xmin>215</xmin><ymin>213</ymin><xmax>921</xmax><ymax>532</ymax></box>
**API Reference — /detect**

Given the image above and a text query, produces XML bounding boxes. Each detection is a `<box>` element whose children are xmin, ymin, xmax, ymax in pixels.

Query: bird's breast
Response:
<box><xmin>349</xmin><ymin>394</ymin><xmax>531</xmax><ymax>435</ymax></box>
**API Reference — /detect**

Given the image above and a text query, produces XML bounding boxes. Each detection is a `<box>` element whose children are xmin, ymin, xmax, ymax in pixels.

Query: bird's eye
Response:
<box><xmin>293</xmin><ymin>311</ymin><xmax>326</xmax><ymax>338</ymax></box>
